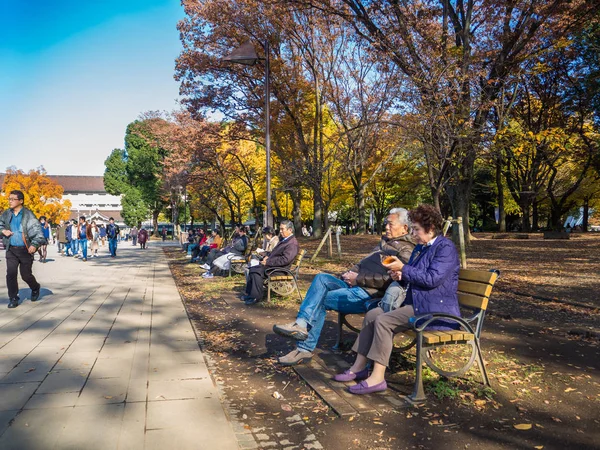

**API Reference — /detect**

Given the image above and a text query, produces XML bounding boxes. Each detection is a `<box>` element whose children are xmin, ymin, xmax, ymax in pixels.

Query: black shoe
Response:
<box><xmin>31</xmin><ymin>288</ymin><xmax>41</xmax><ymax>302</ymax></box>
<box><xmin>244</xmin><ymin>297</ymin><xmax>259</xmax><ymax>306</ymax></box>
<box><xmin>8</xmin><ymin>297</ymin><xmax>19</xmax><ymax>308</ymax></box>
<box><xmin>240</xmin><ymin>295</ymin><xmax>252</xmax><ymax>302</ymax></box>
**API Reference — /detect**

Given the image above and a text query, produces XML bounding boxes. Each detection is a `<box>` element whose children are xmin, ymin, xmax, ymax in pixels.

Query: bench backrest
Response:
<box><xmin>457</xmin><ymin>269</ymin><xmax>500</xmax><ymax>337</ymax></box>
<box><xmin>290</xmin><ymin>249</ymin><xmax>306</xmax><ymax>276</ymax></box>
<box><xmin>457</xmin><ymin>269</ymin><xmax>499</xmax><ymax>311</ymax></box>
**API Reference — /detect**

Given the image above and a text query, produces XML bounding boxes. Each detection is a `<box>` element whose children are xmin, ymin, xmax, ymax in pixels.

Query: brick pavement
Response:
<box><xmin>0</xmin><ymin>240</ymin><xmax>238</xmax><ymax>449</ymax></box>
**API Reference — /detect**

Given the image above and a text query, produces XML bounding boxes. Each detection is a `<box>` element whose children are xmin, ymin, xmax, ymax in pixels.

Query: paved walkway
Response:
<box><xmin>0</xmin><ymin>241</ymin><xmax>238</xmax><ymax>449</ymax></box>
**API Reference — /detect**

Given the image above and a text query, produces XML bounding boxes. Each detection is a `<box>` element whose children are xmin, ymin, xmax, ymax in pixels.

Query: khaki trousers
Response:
<box><xmin>352</xmin><ymin>305</ymin><xmax>414</xmax><ymax>367</ymax></box>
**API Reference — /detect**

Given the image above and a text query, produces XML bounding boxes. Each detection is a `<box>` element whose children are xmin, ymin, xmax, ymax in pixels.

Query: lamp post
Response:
<box><xmin>223</xmin><ymin>40</ymin><xmax>273</xmax><ymax>227</ymax></box>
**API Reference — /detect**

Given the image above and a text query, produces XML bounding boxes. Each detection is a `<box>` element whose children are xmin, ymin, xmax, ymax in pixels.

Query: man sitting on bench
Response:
<box><xmin>242</xmin><ymin>220</ymin><xmax>299</xmax><ymax>305</ymax></box>
<box><xmin>272</xmin><ymin>208</ymin><xmax>415</xmax><ymax>366</ymax></box>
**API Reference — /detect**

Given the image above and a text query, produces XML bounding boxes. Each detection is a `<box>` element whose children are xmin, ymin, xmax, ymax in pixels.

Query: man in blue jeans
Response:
<box><xmin>106</xmin><ymin>217</ymin><xmax>120</xmax><ymax>257</ymax></box>
<box><xmin>273</xmin><ymin>208</ymin><xmax>415</xmax><ymax>366</ymax></box>
<box><xmin>77</xmin><ymin>216</ymin><xmax>90</xmax><ymax>261</ymax></box>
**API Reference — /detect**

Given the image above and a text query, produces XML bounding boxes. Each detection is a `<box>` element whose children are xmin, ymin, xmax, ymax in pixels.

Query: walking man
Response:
<box><xmin>107</xmin><ymin>217</ymin><xmax>120</xmax><ymax>257</ymax></box>
<box><xmin>70</xmin><ymin>219</ymin><xmax>79</xmax><ymax>257</ymax></box>
<box><xmin>130</xmin><ymin>225</ymin><xmax>138</xmax><ymax>246</ymax></box>
<box><xmin>78</xmin><ymin>216</ymin><xmax>91</xmax><ymax>261</ymax></box>
<box><xmin>56</xmin><ymin>220</ymin><xmax>66</xmax><ymax>255</ymax></box>
<box><xmin>0</xmin><ymin>190</ymin><xmax>46</xmax><ymax>308</ymax></box>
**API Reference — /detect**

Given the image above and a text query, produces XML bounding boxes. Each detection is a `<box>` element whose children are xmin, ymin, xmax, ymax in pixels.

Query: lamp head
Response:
<box><xmin>223</xmin><ymin>41</ymin><xmax>260</xmax><ymax>66</ymax></box>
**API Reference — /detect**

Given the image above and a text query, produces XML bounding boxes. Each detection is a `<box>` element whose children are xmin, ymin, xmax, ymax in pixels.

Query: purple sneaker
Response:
<box><xmin>333</xmin><ymin>368</ymin><xmax>369</xmax><ymax>382</ymax></box>
<box><xmin>347</xmin><ymin>380</ymin><xmax>387</xmax><ymax>395</ymax></box>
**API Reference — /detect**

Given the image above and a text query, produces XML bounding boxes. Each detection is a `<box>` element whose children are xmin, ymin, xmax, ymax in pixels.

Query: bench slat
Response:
<box><xmin>270</xmin><ymin>275</ymin><xmax>294</xmax><ymax>281</ymax></box>
<box><xmin>458</xmin><ymin>292</ymin><xmax>489</xmax><ymax>310</ymax></box>
<box><xmin>459</xmin><ymin>269</ymin><xmax>498</xmax><ymax>285</ymax></box>
<box><xmin>458</xmin><ymin>280</ymin><xmax>494</xmax><ymax>297</ymax></box>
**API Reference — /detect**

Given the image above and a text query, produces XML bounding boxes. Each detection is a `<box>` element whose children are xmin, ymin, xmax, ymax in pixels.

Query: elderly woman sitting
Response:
<box><xmin>335</xmin><ymin>204</ymin><xmax>460</xmax><ymax>395</ymax></box>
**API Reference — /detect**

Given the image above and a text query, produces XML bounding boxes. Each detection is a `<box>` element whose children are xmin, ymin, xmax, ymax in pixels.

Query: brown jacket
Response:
<box><xmin>350</xmin><ymin>234</ymin><xmax>415</xmax><ymax>296</ymax></box>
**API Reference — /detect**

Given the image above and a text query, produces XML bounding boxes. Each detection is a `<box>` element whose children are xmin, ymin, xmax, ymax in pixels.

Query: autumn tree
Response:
<box><xmin>324</xmin><ymin>34</ymin><xmax>408</xmax><ymax>233</ymax></box>
<box><xmin>284</xmin><ymin>0</ymin><xmax>596</xmax><ymax>241</ymax></box>
<box><xmin>176</xmin><ymin>0</ymin><xmax>361</xmax><ymax>237</ymax></box>
<box><xmin>0</xmin><ymin>168</ymin><xmax>72</xmax><ymax>224</ymax></box>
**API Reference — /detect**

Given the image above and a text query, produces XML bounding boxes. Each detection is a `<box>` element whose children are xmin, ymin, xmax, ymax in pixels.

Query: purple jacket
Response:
<box><xmin>401</xmin><ymin>236</ymin><xmax>460</xmax><ymax>322</ymax></box>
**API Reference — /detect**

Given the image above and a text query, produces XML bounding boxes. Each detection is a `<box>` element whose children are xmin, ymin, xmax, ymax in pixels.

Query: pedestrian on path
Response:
<box><xmin>107</xmin><ymin>217</ymin><xmax>120</xmax><ymax>257</ymax></box>
<box><xmin>70</xmin><ymin>219</ymin><xmax>79</xmax><ymax>257</ymax></box>
<box><xmin>78</xmin><ymin>216</ymin><xmax>92</xmax><ymax>261</ymax></box>
<box><xmin>138</xmin><ymin>228</ymin><xmax>148</xmax><ymax>249</ymax></box>
<box><xmin>37</xmin><ymin>216</ymin><xmax>50</xmax><ymax>263</ymax></box>
<box><xmin>0</xmin><ymin>190</ymin><xmax>45</xmax><ymax>308</ymax></box>
<box><xmin>90</xmin><ymin>221</ymin><xmax>100</xmax><ymax>257</ymax></box>
<box><xmin>130</xmin><ymin>225</ymin><xmax>138</xmax><ymax>246</ymax></box>
<box><xmin>56</xmin><ymin>220</ymin><xmax>67</xmax><ymax>254</ymax></box>
<box><xmin>99</xmin><ymin>224</ymin><xmax>107</xmax><ymax>246</ymax></box>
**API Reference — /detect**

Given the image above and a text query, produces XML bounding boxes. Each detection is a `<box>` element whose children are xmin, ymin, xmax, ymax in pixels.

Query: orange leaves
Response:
<box><xmin>0</xmin><ymin>168</ymin><xmax>72</xmax><ymax>223</ymax></box>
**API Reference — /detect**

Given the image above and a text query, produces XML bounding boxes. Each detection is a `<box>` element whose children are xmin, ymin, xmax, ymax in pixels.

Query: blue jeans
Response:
<box><xmin>108</xmin><ymin>238</ymin><xmax>118</xmax><ymax>256</ymax></box>
<box><xmin>296</xmin><ymin>273</ymin><xmax>371</xmax><ymax>353</ymax></box>
<box><xmin>65</xmin><ymin>241</ymin><xmax>72</xmax><ymax>256</ymax></box>
<box><xmin>79</xmin><ymin>239</ymin><xmax>88</xmax><ymax>259</ymax></box>
<box><xmin>71</xmin><ymin>239</ymin><xmax>79</xmax><ymax>255</ymax></box>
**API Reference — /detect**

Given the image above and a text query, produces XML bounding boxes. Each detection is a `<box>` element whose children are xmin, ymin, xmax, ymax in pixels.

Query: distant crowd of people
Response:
<box><xmin>0</xmin><ymin>189</ymin><xmax>157</xmax><ymax>309</ymax></box>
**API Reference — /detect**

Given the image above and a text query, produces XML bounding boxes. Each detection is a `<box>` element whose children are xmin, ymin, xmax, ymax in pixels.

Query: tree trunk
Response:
<box><xmin>549</xmin><ymin>204</ymin><xmax>564</xmax><ymax>230</ymax></box>
<box><xmin>313</xmin><ymin>191</ymin><xmax>324</xmax><ymax>238</ymax></box>
<box><xmin>582</xmin><ymin>197</ymin><xmax>590</xmax><ymax>232</ymax></box>
<box><xmin>431</xmin><ymin>186</ymin><xmax>441</xmax><ymax>211</ymax></box>
<box><xmin>290</xmin><ymin>189</ymin><xmax>302</xmax><ymax>234</ymax></box>
<box><xmin>356</xmin><ymin>185</ymin><xmax>367</xmax><ymax>234</ymax></box>
<box><xmin>446</xmin><ymin>180</ymin><xmax>472</xmax><ymax>244</ymax></box>
<box><xmin>532</xmin><ymin>201</ymin><xmax>540</xmax><ymax>231</ymax></box>
<box><xmin>519</xmin><ymin>198</ymin><xmax>532</xmax><ymax>232</ymax></box>
<box><xmin>272</xmin><ymin>191</ymin><xmax>283</xmax><ymax>226</ymax></box>
<box><xmin>152</xmin><ymin>210</ymin><xmax>160</xmax><ymax>237</ymax></box>
<box><xmin>496</xmin><ymin>160</ymin><xmax>506</xmax><ymax>232</ymax></box>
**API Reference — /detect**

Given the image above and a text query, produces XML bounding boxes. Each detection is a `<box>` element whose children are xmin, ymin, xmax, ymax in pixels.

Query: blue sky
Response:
<box><xmin>0</xmin><ymin>0</ymin><xmax>184</xmax><ymax>176</ymax></box>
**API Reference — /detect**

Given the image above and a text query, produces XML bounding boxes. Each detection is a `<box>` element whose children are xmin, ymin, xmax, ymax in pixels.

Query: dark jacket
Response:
<box><xmin>79</xmin><ymin>223</ymin><xmax>93</xmax><ymax>240</ymax></box>
<box><xmin>401</xmin><ymin>236</ymin><xmax>460</xmax><ymax>322</ymax></box>
<box><xmin>65</xmin><ymin>224</ymin><xmax>73</xmax><ymax>243</ymax></box>
<box><xmin>107</xmin><ymin>223</ymin><xmax>120</xmax><ymax>239</ymax></box>
<box><xmin>265</xmin><ymin>235</ymin><xmax>299</xmax><ymax>269</ymax></box>
<box><xmin>0</xmin><ymin>207</ymin><xmax>46</xmax><ymax>251</ymax></box>
<box><xmin>228</xmin><ymin>235</ymin><xmax>248</xmax><ymax>256</ymax></box>
<box><xmin>350</xmin><ymin>235</ymin><xmax>415</xmax><ymax>296</ymax></box>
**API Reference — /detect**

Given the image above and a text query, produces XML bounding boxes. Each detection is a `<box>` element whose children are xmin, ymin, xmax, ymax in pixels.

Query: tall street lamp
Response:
<box><xmin>223</xmin><ymin>40</ymin><xmax>273</xmax><ymax>227</ymax></box>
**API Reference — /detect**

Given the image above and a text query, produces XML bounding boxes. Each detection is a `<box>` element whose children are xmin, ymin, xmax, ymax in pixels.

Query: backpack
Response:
<box><xmin>108</xmin><ymin>224</ymin><xmax>120</xmax><ymax>238</ymax></box>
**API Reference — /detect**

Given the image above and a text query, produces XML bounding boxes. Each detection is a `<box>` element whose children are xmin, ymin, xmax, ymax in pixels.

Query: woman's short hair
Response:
<box><xmin>408</xmin><ymin>205</ymin><xmax>444</xmax><ymax>235</ymax></box>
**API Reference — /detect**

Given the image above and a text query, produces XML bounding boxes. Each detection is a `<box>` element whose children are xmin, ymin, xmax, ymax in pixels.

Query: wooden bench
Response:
<box><xmin>336</xmin><ymin>268</ymin><xmax>500</xmax><ymax>402</ymax></box>
<box><xmin>228</xmin><ymin>233</ymin><xmax>262</xmax><ymax>276</ymax></box>
<box><xmin>264</xmin><ymin>249</ymin><xmax>306</xmax><ymax>302</ymax></box>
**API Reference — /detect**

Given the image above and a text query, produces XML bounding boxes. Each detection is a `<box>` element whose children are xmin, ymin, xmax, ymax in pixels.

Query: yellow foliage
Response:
<box><xmin>0</xmin><ymin>168</ymin><xmax>72</xmax><ymax>224</ymax></box>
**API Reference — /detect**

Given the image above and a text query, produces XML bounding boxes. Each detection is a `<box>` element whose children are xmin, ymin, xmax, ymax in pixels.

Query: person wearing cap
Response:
<box><xmin>242</xmin><ymin>220</ymin><xmax>299</xmax><ymax>305</ymax></box>
<box><xmin>0</xmin><ymin>190</ymin><xmax>46</xmax><ymax>308</ymax></box>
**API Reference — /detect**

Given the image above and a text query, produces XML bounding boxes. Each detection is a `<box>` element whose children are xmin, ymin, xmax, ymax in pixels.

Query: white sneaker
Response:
<box><xmin>202</xmin><ymin>272</ymin><xmax>214</xmax><ymax>279</ymax></box>
<box><xmin>200</xmin><ymin>263</ymin><xmax>210</xmax><ymax>270</ymax></box>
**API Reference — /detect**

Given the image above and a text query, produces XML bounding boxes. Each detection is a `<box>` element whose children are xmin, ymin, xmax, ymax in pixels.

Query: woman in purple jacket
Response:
<box><xmin>334</xmin><ymin>204</ymin><xmax>460</xmax><ymax>395</ymax></box>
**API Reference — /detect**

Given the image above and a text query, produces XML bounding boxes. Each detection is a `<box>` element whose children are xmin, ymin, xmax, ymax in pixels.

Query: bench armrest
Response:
<box><xmin>265</xmin><ymin>267</ymin><xmax>295</xmax><ymax>277</ymax></box>
<box><xmin>410</xmin><ymin>313</ymin><xmax>475</xmax><ymax>334</ymax></box>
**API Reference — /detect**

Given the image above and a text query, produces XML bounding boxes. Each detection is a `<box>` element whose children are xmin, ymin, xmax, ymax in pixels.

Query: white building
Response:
<box><xmin>50</xmin><ymin>176</ymin><xmax>124</xmax><ymax>226</ymax></box>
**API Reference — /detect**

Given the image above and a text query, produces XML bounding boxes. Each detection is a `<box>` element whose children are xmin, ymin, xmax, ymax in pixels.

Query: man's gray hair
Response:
<box><xmin>389</xmin><ymin>207</ymin><xmax>410</xmax><ymax>227</ymax></box>
<box><xmin>280</xmin><ymin>220</ymin><xmax>295</xmax><ymax>234</ymax></box>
